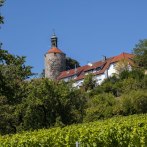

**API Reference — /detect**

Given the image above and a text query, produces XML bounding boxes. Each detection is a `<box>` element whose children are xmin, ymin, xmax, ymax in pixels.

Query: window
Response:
<box><xmin>96</xmin><ymin>67</ymin><xmax>101</xmax><ymax>71</ymax></box>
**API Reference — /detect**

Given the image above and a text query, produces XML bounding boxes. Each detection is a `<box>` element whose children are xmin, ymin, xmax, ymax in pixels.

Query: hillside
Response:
<box><xmin>0</xmin><ymin>114</ymin><xmax>147</xmax><ymax>146</ymax></box>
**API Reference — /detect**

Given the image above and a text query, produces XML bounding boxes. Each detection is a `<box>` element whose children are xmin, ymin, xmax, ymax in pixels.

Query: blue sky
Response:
<box><xmin>1</xmin><ymin>0</ymin><xmax>147</xmax><ymax>74</ymax></box>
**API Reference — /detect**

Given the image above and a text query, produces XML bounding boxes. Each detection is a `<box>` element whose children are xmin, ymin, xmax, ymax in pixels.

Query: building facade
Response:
<box><xmin>45</xmin><ymin>35</ymin><xmax>134</xmax><ymax>87</ymax></box>
<box><xmin>57</xmin><ymin>53</ymin><xmax>134</xmax><ymax>88</ymax></box>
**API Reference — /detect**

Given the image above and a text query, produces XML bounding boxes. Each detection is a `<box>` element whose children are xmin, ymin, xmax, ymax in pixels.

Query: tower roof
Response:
<box><xmin>47</xmin><ymin>33</ymin><xmax>65</xmax><ymax>54</ymax></box>
<box><xmin>47</xmin><ymin>47</ymin><xmax>64</xmax><ymax>53</ymax></box>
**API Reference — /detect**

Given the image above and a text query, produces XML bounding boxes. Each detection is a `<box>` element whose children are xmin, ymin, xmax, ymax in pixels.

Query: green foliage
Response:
<box><xmin>83</xmin><ymin>67</ymin><xmax>147</xmax><ymax>122</ymax></box>
<box><xmin>0</xmin><ymin>49</ymin><xmax>33</xmax><ymax>103</ymax></box>
<box><xmin>119</xmin><ymin>90</ymin><xmax>147</xmax><ymax>115</ymax></box>
<box><xmin>115</xmin><ymin>58</ymin><xmax>130</xmax><ymax>74</ymax></box>
<box><xmin>101</xmin><ymin>76</ymin><xmax>122</xmax><ymax>97</ymax></box>
<box><xmin>0</xmin><ymin>0</ymin><xmax>5</xmax><ymax>24</ymax></box>
<box><xmin>0</xmin><ymin>49</ymin><xmax>86</xmax><ymax>135</ymax></box>
<box><xmin>0</xmin><ymin>49</ymin><xmax>33</xmax><ymax>135</ymax></box>
<box><xmin>101</xmin><ymin>69</ymin><xmax>146</xmax><ymax>96</ymax></box>
<box><xmin>66</xmin><ymin>57</ymin><xmax>80</xmax><ymax>70</ymax></box>
<box><xmin>0</xmin><ymin>114</ymin><xmax>147</xmax><ymax>147</ymax></box>
<box><xmin>83</xmin><ymin>74</ymin><xmax>96</xmax><ymax>91</ymax></box>
<box><xmin>133</xmin><ymin>39</ymin><xmax>147</xmax><ymax>69</ymax></box>
<box><xmin>84</xmin><ymin>93</ymin><xmax>115</xmax><ymax>122</ymax></box>
<box><xmin>120</xmin><ymin>72</ymin><xmax>145</xmax><ymax>94</ymax></box>
<box><xmin>119</xmin><ymin>68</ymin><xmax>144</xmax><ymax>81</ymax></box>
<box><xmin>14</xmin><ymin>79</ymin><xmax>87</xmax><ymax>132</ymax></box>
<box><xmin>142</xmin><ymin>74</ymin><xmax>147</xmax><ymax>89</ymax></box>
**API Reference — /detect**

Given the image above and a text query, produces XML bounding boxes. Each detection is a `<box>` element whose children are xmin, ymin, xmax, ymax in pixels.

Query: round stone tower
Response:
<box><xmin>45</xmin><ymin>33</ymin><xmax>66</xmax><ymax>80</ymax></box>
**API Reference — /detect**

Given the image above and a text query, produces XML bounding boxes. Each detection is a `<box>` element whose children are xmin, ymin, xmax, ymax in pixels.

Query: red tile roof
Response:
<box><xmin>83</xmin><ymin>61</ymin><xmax>105</xmax><ymax>72</ymax></box>
<box><xmin>57</xmin><ymin>52</ymin><xmax>134</xmax><ymax>81</ymax></box>
<box><xmin>74</xmin><ymin>57</ymin><xmax>113</xmax><ymax>81</ymax></box>
<box><xmin>57</xmin><ymin>65</ymin><xmax>87</xmax><ymax>80</ymax></box>
<box><xmin>47</xmin><ymin>47</ymin><xmax>64</xmax><ymax>54</ymax></box>
<box><xmin>111</xmin><ymin>52</ymin><xmax>134</xmax><ymax>63</ymax></box>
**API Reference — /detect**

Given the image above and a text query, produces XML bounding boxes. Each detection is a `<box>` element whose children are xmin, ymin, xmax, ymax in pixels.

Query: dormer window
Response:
<box><xmin>96</xmin><ymin>67</ymin><xmax>101</xmax><ymax>71</ymax></box>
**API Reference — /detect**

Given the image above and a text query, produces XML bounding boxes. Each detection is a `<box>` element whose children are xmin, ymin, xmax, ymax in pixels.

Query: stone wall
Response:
<box><xmin>45</xmin><ymin>52</ymin><xmax>66</xmax><ymax>80</ymax></box>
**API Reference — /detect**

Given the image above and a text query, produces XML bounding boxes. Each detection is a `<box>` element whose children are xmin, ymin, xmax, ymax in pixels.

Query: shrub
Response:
<box><xmin>84</xmin><ymin>93</ymin><xmax>115</xmax><ymax>122</ymax></box>
<box><xmin>118</xmin><ymin>90</ymin><xmax>147</xmax><ymax>115</ymax></box>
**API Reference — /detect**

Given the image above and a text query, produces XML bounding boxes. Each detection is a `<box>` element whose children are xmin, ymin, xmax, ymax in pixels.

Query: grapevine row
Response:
<box><xmin>0</xmin><ymin>114</ymin><xmax>147</xmax><ymax>147</ymax></box>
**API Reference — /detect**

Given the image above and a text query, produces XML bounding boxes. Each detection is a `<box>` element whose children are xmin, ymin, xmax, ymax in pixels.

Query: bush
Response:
<box><xmin>84</xmin><ymin>93</ymin><xmax>115</xmax><ymax>122</ymax></box>
<box><xmin>117</xmin><ymin>90</ymin><xmax>147</xmax><ymax>115</ymax></box>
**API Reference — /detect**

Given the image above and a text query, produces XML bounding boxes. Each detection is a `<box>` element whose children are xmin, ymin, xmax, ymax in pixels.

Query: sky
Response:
<box><xmin>1</xmin><ymin>0</ymin><xmax>147</xmax><ymax>75</ymax></box>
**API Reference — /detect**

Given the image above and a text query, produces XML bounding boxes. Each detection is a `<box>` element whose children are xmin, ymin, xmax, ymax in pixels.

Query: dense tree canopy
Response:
<box><xmin>0</xmin><ymin>49</ymin><xmax>33</xmax><ymax>101</ymax></box>
<box><xmin>133</xmin><ymin>39</ymin><xmax>147</xmax><ymax>69</ymax></box>
<box><xmin>20</xmin><ymin>79</ymin><xmax>86</xmax><ymax>131</ymax></box>
<box><xmin>0</xmin><ymin>48</ymin><xmax>33</xmax><ymax>135</ymax></box>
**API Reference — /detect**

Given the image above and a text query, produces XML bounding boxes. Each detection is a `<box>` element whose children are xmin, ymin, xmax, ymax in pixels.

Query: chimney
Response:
<box><xmin>75</xmin><ymin>64</ymin><xmax>77</xmax><ymax>74</ymax></box>
<box><xmin>103</xmin><ymin>55</ymin><xmax>107</xmax><ymax>62</ymax></box>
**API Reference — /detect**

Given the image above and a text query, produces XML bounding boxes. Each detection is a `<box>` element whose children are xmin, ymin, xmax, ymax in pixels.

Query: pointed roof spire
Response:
<box><xmin>47</xmin><ymin>33</ymin><xmax>65</xmax><ymax>54</ymax></box>
<box><xmin>51</xmin><ymin>32</ymin><xmax>58</xmax><ymax>47</ymax></box>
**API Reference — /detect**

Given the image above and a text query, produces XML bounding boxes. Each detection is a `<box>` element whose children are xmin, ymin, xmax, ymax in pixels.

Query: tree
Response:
<box><xmin>118</xmin><ymin>90</ymin><xmax>147</xmax><ymax>115</ymax></box>
<box><xmin>66</xmin><ymin>57</ymin><xmax>80</xmax><ymax>70</ymax></box>
<box><xmin>84</xmin><ymin>93</ymin><xmax>115</xmax><ymax>122</ymax></box>
<box><xmin>0</xmin><ymin>49</ymin><xmax>33</xmax><ymax>103</ymax></box>
<box><xmin>119</xmin><ymin>68</ymin><xmax>144</xmax><ymax>81</ymax></box>
<box><xmin>100</xmin><ymin>75</ymin><xmax>122</xmax><ymax>97</ymax></box>
<box><xmin>82</xmin><ymin>74</ymin><xmax>96</xmax><ymax>91</ymax></box>
<box><xmin>0</xmin><ymin>48</ymin><xmax>33</xmax><ymax>135</ymax></box>
<box><xmin>15</xmin><ymin>79</ymin><xmax>86</xmax><ymax>131</ymax></box>
<box><xmin>133</xmin><ymin>39</ymin><xmax>147</xmax><ymax>69</ymax></box>
<box><xmin>0</xmin><ymin>0</ymin><xmax>5</xmax><ymax>24</ymax></box>
<box><xmin>114</xmin><ymin>59</ymin><xmax>131</xmax><ymax>75</ymax></box>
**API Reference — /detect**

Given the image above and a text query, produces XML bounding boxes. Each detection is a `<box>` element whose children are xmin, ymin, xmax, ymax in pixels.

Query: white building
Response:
<box><xmin>57</xmin><ymin>52</ymin><xmax>134</xmax><ymax>88</ymax></box>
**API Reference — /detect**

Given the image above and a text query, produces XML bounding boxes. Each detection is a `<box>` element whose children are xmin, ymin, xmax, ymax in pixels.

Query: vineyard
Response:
<box><xmin>0</xmin><ymin>114</ymin><xmax>147</xmax><ymax>146</ymax></box>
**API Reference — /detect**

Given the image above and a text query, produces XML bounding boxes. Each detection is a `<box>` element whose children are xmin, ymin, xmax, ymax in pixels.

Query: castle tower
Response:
<box><xmin>45</xmin><ymin>33</ymin><xmax>66</xmax><ymax>80</ymax></box>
